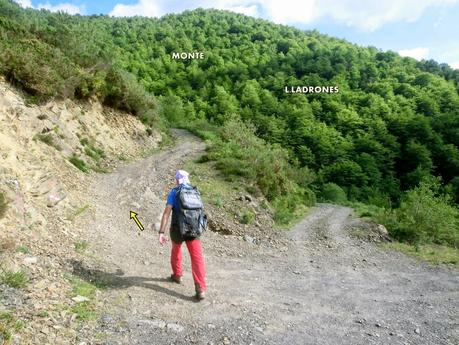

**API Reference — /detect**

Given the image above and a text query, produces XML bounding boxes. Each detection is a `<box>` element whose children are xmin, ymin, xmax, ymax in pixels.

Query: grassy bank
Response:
<box><xmin>381</xmin><ymin>242</ymin><xmax>459</xmax><ymax>267</ymax></box>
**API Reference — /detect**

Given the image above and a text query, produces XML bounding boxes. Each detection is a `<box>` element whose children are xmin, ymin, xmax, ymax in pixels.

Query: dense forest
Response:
<box><xmin>0</xmin><ymin>0</ymin><xmax>458</xmax><ymax>246</ymax></box>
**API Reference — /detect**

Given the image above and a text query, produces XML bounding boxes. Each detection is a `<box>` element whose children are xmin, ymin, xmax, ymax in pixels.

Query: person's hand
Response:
<box><xmin>159</xmin><ymin>233</ymin><xmax>168</xmax><ymax>246</ymax></box>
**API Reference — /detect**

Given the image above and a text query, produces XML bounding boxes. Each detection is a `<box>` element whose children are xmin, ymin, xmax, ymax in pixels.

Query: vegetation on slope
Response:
<box><xmin>0</xmin><ymin>0</ymin><xmax>458</xmax><ymax>244</ymax></box>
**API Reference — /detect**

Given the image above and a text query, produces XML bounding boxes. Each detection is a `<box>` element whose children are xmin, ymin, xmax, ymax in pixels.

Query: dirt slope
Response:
<box><xmin>74</xmin><ymin>131</ymin><xmax>458</xmax><ymax>345</ymax></box>
<box><xmin>0</xmin><ymin>79</ymin><xmax>160</xmax><ymax>344</ymax></box>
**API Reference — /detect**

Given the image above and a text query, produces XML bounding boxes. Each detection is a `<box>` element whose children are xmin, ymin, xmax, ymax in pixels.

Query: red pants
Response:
<box><xmin>171</xmin><ymin>239</ymin><xmax>206</xmax><ymax>291</ymax></box>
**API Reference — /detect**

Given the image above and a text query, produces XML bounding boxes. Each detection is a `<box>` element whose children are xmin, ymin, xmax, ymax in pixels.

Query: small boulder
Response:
<box><xmin>72</xmin><ymin>295</ymin><xmax>90</xmax><ymax>303</ymax></box>
<box><xmin>377</xmin><ymin>224</ymin><xmax>389</xmax><ymax>236</ymax></box>
<box><xmin>23</xmin><ymin>256</ymin><xmax>38</xmax><ymax>265</ymax></box>
<box><xmin>166</xmin><ymin>323</ymin><xmax>184</xmax><ymax>332</ymax></box>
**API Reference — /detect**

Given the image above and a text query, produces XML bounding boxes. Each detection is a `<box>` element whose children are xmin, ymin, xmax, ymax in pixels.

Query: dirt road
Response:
<box><xmin>75</xmin><ymin>130</ymin><xmax>458</xmax><ymax>345</ymax></box>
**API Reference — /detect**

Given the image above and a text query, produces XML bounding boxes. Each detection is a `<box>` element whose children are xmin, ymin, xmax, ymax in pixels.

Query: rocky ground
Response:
<box><xmin>0</xmin><ymin>79</ymin><xmax>160</xmax><ymax>344</ymax></box>
<box><xmin>1</xmin><ymin>81</ymin><xmax>458</xmax><ymax>345</ymax></box>
<box><xmin>73</xmin><ymin>131</ymin><xmax>458</xmax><ymax>345</ymax></box>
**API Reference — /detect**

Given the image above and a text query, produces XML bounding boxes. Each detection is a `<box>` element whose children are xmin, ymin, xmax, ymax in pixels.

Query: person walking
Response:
<box><xmin>158</xmin><ymin>170</ymin><xmax>207</xmax><ymax>300</ymax></box>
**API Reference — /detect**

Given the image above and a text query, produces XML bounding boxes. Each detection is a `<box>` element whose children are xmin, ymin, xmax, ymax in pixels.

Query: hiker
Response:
<box><xmin>158</xmin><ymin>170</ymin><xmax>207</xmax><ymax>300</ymax></box>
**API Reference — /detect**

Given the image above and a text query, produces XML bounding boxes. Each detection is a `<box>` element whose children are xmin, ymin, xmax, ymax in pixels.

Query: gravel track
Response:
<box><xmin>76</xmin><ymin>130</ymin><xmax>459</xmax><ymax>345</ymax></box>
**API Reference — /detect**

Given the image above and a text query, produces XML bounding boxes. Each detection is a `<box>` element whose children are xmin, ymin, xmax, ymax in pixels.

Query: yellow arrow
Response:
<box><xmin>130</xmin><ymin>211</ymin><xmax>144</xmax><ymax>231</ymax></box>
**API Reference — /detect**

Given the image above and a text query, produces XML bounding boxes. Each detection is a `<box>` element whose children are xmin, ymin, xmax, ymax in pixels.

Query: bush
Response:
<box><xmin>103</xmin><ymin>68</ymin><xmax>159</xmax><ymax>126</ymax></box>
<box><xmin>209</xmin><ymin>119</ymin><xmax>302</xmax><ymax>200</ymax></box>
<box><xmin>16</xmin><ymin>246</ymin><xmax>29</xmax><ymax>254</ymax></box>
<box><xmin>33</xmin><ymin>133</ymin><xmax>62</xmax><ymax>151</ymax></box>
<box><xmin>0</xmin><ymin>311</ymin><xmax>24</xmax><ymax>343</ymax></box>
<box><xmin>0</xmin><ymin>192</ymin><xmax>7</xmax><ymax>219</ymax></box>
<box><xmin>69</xmin><ymin>155</ymin><xmax>89</xmax><ymax>173</ymax></box>
<box><xmin>272</xmin><ymin>189</ymin><xmax>312</xmax><ymax>225</ymax></box>
<box><xmin>380</xmin><ymin>179</ymin><xmax>459</xmax><ymax>246</ymax></box>
<box><xmin>84</xmin><ymin>145</ymin><xmax>105</xmax><ymax>162</ymax></box>
<box><xmin>240</xmin><ymin>210</ymin><xmax>255</xmax><ymax>224</ymax></box>
<box><xmin>0</xmin><ymin>38</ymin><xmax>79</xmax><ymax>101</ymax></box>
<box><xmin>74</xmin><ymin>240</ymin><xmax>89</xmax><ymax>253</ymax></box>
<box><xmin>190</xmin><ymin>118</ymin><xmax>316</xmax><ymax>225</ymax></box>
<box><xmin>320</xmin><ymin>183</ymin><xmax>347</xmax><ymax>203</ymax></box>
<box><xmin>0</xmin><ymin>269</ymin><xmax>27</xmax><ymax>288</ymax></box>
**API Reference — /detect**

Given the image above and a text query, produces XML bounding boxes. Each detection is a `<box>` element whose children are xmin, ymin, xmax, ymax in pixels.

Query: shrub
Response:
<box><xmin>16</xmin><ymin>246</ymin><xmax>29</xmax><ymax>254</ymax></box>
<box><xmin>74</xmin><ymin>240</ymin><xmax>89</xmax><ymax>253</ymax></box>
<box><xmin>84</xmin><ymin>145</ymin><xmax>105</xmax><ymax>162</ymax></box>
<box><xmin>380</xmin><ymin>179</ymin><xmax>459</xmax><ymax>246</ymax></box>
<box><xmin>0</xmin><ymin>192</ymin><xmax>7</xmax><ymax>219</ymax></box>
<box><xmin>240</xmin><ymin>210</ymin><xmax>255</xmax><ymax>224</ymax></box>
<box><xmin>33</xmin><ymin>133</ymin><xmax>62</xmax><ymax>151</ymax></box>
<box><xmin>320</xmin><ymin>183</ymin><xmax>347</xmax><ymax>203</ymax></box>
<box><xmin>0</xmin><ymin>38</ymin><xmax>78</xmax><ymax>101</ymax></box>
<box><xmin>0</xmin><ymin>311</ymin><xmax>24</xmax><ymax>343</ymax></box>
<box><xmin>272</xmin><ymin>189</ymin><xmax>311</xmax><ymax>225</ymax></box>
<box><xmin>191</xmin><ymin>119</ymin><xmax>316</xmax><ymax>225</ymax></box>
<box><xmin>103</xmin><ymin>68</ymin><xmax>159</xmax><ymax>126</ymax></box>
<box><xmin>0</xmin><ymin>269</ymin><xmax>27</xmax><ymax>288</ymax></box>
<box><xmin>209</xmin><ymin>119</ymin><xmax>303</xmax><ymax>200</ymax></box>
<box><xmin>69</xmin><ymin>155</ymin><xmax>89</xmax><ymax>173</ymax></box>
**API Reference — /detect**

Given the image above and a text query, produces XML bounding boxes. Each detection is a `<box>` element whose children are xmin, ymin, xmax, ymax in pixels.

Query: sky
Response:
<box><xmin>14</xmin><ymin>0</ymin><xmax>459</xmax><ymax>69</ymax></box>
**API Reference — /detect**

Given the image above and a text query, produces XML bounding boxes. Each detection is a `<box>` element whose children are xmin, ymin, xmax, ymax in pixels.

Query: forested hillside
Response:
<box><xmin>0</xmin><ymin>0</ymin><xmax>458</xmax><ymax>246</ymax></box>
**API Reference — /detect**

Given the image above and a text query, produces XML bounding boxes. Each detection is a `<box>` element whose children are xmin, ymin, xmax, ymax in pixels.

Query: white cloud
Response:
<box><xmin>109</xmin><ymin>0</ymin><xmax>161</xmax><ymax>17</ymax></box>
<box><xmin>450</xmin><ymin>61</ymin><xmax>459</xmax><ymax>69</ymax></box>
<box><xmin>15</xmin><ymin>0</ymin><xmax>33</xmax><ymax>8</ymax></box>
<box><xmin>107</xmin><ymin>0</ymin><xmax>458</xmax><ymax>31</ymax></box>
<box><xmin>260</xmin><ymin>0</ymin><xmax>317</xmax><ymax>24</ymax></box>
<box><xmin>311</xmin><ymin>0</ymin><xmax>457</xmax><ymax>31</ymax></box>
<box><xmin>223</xmin><ymin>4</ymin><xmax>258</xmax><ymax>17</ymax></box>
<box><xmin>14</xmin><ymin>0</ymin><xmax>84</xmax><ymax>14</ymax></box>
<box><xmin>258</xmin><ymin>0</ymin><xmax>458</xmax><ymax>31</ymax></box>
<box><xmin>37</xmin><ymin>2</ymin><xmax>83</xmax><ymax>15</ymax></box>
<box><xmin>398</xmin><ymin>47</ymin><xmax>430</xmax><ymax>60</ymax></box>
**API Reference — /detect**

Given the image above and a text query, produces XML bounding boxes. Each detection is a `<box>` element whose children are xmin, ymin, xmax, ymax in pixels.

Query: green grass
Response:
<box><xmin>66</xmin><ymin>275</ymin><xmax>103</xmax><ymax>321</ymax></box>
<box><xmin>70</xmin><ymin>302</ymin><xmax>97</xmax><ymax>321</ymax></box>
<box><xmin>0</xmin><ymin>192</ymin><xmax>7</xmax><ymax>219</ymax></box>
<box><xmin>74</xmin><ymin>240</ymin><xmax>89</xmax><ymax>254</ymax></box>
<box><xmin>68</xmin><ymin>276</ymin><xmax>98</xmax><ymax>297</ymax></box>
<box><xmin>78</xmin><ymin>138</ymin><xmax>109</xmax><ymax>172</ymax></box>
<box><xmin>33</xmin><ymin>133</ymin><xmax>62</xmax><ymax>151</ymax></box>
<box><xmin>16</xmin><ymin>245</ymin><xmax>30</xmax><ymax>254</ymax></box>
<box><xmin>0</xmin><ymin>323</ymin><xmax>12</xmax><ymax>343</ymax></box>
<box><xmin>72</xmin><ymin>204</ymin><xmax>90</xmax><ymax>220</ymax></box>
<box><xmin>273</xmin><ymin>203</ymin><xmax>310</xmax><ymax>229</ymax></box>
<box><xmin>0</xmin><ymin>269</ymin><xmax>28</xmax><ymax>288</ymax></box>
<box><xmin>184</xmin><ymin>160</ymin><xmax>244</xmax><ymax>215</ymax></box>
<box><xmin>84</xmin><ymin>145</ymin><xmax>105</xmax><ymax>162</ymax></box>
<box><xmin>0</xmin><ymin>313</ymin><xmax>13</xmax><ymax>324</ymax></box>
<box><xmin>185</xmin><ymin>159</ymin><xmax>311</xmax><ymax>229</ymax></box>
<box><xmin>79</xmin><ymin>138</ymin><xmax>89</xmax><ymax>146</ymax></box>
<box><xmin>381</xmin><ymin>242</ymin><xmax>459</xmax><ymax>267</ymax></box>
<box><xmin>240</xmin><ymin>210</ymin><xmax>255</xmax><ymax>224</ymax></box>
<box><xmin>348</xmin><ymin>201</ymin><xmax>383</xmax><ymax>218</ymax></box>
<box><xmin>90</xmin><ymin>165</ymin><xmax>109</xmax><ymax>174</ymax></box>
<box><xmin>37</xmin><ymin>311</ymin><xmax>49</xmax><ymax>318</ymax></box>
<box><xmin>0</xmin><ymin>312</ymin><xmax>23</xmax><ymax>343</ymax></box>
<box><xmin>69</xmin><ymin>155</ymin><xmax>89</xmax><ymax>173</ymax></box>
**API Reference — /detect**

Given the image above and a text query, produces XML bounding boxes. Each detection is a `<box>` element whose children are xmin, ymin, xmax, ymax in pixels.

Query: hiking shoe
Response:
<box><xmin>169</xmin><ymin>274</ymin><xmax>182</xmax><ymax>284</ymax></box>
<box><xmin>194</xmin><ymin>283</ymin><xmax>205</xmax><ymax>301</ymax></box>
<box><xmin>195</xmin><ymin>290</ymin><xmax>205</xmax><ymax>301</ymax></box>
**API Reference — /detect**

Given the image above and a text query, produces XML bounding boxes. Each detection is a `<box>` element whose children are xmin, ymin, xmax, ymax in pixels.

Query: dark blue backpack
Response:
<box><xmin>174</xmin><ymin>185</ymin><xmax>207</xmax><ymax>239</ymax></box>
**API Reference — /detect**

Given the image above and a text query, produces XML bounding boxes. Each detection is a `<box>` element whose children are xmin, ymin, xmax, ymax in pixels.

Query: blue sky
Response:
<box><xmin>15</xmin><ymin>0</ymin><xmax>459</xmax><ymax>69</ymax></box>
